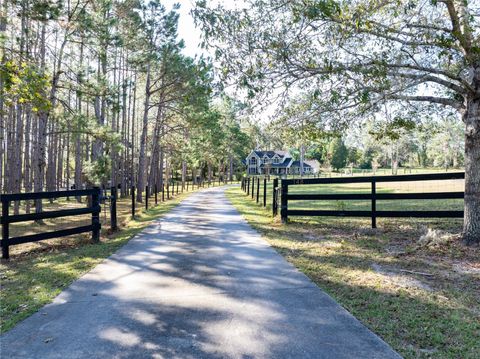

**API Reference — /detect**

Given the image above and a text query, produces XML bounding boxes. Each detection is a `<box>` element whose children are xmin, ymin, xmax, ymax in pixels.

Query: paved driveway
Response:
<box><xmin>1</xmin><ymin>186</ymin><xmax>401</xmax><ymax>358</ymax></box>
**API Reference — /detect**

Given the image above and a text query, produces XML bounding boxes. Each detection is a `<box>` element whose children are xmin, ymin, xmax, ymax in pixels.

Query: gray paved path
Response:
<box><xmin>1</xmin><ymin>186</ymin><xmax>401</xmax><ymax>359</ymax></box>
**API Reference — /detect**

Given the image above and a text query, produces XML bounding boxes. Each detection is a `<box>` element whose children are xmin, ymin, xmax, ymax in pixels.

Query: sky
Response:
<box><xmin>167</xmin><ymin>0</ymin><xmax>275</xmax><ymax>123</ymax></box>
<box><xmin>171</xmin><ymin>0</ymin><xmax>205</xmax><ymax>58</ymax></box>
<box><xmin>170</xmin><ymin>1</ymin><xmax>243</xmax><ymax>58</ymax></box>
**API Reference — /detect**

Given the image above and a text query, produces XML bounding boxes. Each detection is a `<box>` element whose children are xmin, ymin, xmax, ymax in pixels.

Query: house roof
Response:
<box><xmin>253</xmin><ymin>150</ymin><xmax>288</xmax><ymax>159</ymax></box>
<box><xmin>259</xmin><ymin>157</ymin><xmax>293</xmax><ymax>168</ymax></box>
<box><xmin>260</xmin><ymin>163</ymin><xmax>289</xmax><ymax>168</ymax></box>
<box><xmin>290</xmin><ymin>161</ymin><xmax>312</xmax><ymax>168</ymax></box>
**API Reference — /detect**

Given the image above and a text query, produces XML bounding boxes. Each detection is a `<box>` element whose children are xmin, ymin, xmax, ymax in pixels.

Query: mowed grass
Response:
<box><xmin>0</xmin><ymin>182</ymin><xmax>232</xmax><ymax>333</ymax></box>
<box><xmin>226</xmin><ymin>184</ymin><xmax>479</xmax><ymax>359</ymax></box>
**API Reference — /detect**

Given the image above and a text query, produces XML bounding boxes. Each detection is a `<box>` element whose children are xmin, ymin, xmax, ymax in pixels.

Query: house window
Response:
<box><xmin>273</xmin><ymin>157</ymin><xmax>279</xmax><ymax>164</ymax></box>
<box><xmin>250</xmin><ymin>157</ymin><xmax>257</xmax><ymax>166</ymax></box>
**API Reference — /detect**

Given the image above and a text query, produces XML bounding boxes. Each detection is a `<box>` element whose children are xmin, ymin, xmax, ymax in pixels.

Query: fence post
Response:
<box><xmin>155</xmin><ymin>184</ymin><xmax>158</xmax><ymax>205</ymax></box>
<box><xmin>371</xmin><ymin>180</ymin><xmax>377</xmax><ymax>228</ymax></box>
<box><xmin>251</xmin><ymin>177</ymin><xmax>255</xmax><ymax>199</ymax></box>
<box><xmin>256</xmin><ymin>177</ymin><xmax>260</xmax><ymax>203</ymax></box>
<box><xmin>273</xmin><ymin>178</ymin><xmax>278</xmax><ymax>216</ymax></box>
<box><xmin>263</xmin><ymin>177</ymin><xmax>267</xmax><ymax>207</ymax></box>
<box><xmin>145</xmin><ymin>185</ymin><xmax>149</xmax><ymax>210</ymax></box>
<box><xmin>1</xmin><ymin>197</ymin><xmax>10</xmax><ymax>259</ymax></box>
<box><xmin>92</xmin><ymin>187</ymin><xmax>101</xmax><ymax>243</ymax></box>
<box><xmin>131</xmin><ymin>186</ymin><xmax>135</xmax><ymax>218</ymax></box>
<box><xmin>281</xmin><ymin>182</ymin><xmax>288</xmax><ymax>223</ymax></box>
<box><xmin>110</xmin><ymin>186</ymin><xmax>118</xmax><ymax>231</ymax></box>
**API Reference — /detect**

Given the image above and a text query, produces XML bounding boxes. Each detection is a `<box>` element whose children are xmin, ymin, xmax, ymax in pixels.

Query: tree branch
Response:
<box><xmin>387</xmin><ymin>94</ymin><xmax>464</xmax><ymax>110</ymax></box>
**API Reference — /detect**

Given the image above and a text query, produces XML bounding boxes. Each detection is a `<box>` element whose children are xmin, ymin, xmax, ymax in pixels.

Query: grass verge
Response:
<box><xmin>0</xmin><ymin>189</ymin><xmax>198</xmax><ymax>333</ymax></box>
<box><xmin>226</xmin><ymin>186</ymin><xmax>479</xmax><ymax>359</ymax></box>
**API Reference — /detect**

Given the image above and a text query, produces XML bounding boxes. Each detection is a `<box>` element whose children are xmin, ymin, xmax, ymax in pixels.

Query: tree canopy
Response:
<box><xmin>194</xmin><ymin>0</ymin><xmax>480</xmax><ymax>243</ymax></box>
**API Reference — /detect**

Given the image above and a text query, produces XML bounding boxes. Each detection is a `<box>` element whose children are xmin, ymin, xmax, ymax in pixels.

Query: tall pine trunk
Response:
<box><xmin>24</xmin><ymin>109</ymin><xmax>32</xmax><ymax>212</ymax></box>
<box><xmin>229</xmin><ymin>154</ymin><xmax>234</xmax><ymax>181</ymax></box>
<box><xmin>137</xmin><ymin>64</ymin><xmax>151</xmax><ymax>202</ymax></box>
<box><xmin>182</xmin><ymin>160</ymin><xmax>186</xmax><ymax>189</ymax></box>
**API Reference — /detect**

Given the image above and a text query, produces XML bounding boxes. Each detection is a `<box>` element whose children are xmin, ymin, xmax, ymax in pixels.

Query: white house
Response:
<box><xmin>245</xmin><ymin>150</ymin><xmax>318</xmax><ymax>175</ymax></box>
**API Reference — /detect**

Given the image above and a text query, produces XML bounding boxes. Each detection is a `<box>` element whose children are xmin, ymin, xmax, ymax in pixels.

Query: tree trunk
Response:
<box><xmin>207</xmin><ymin>162</ymin><xmax>212</xmax><ymax>183</ymax></box>
<box><xmin>24</xmin><ymin>108</ymin><xmax>32</xmax><ymax>212</ymax></box>
<box><xmin>34</xmin><ymin>35</ymin><xmax>47</xmax><ymax>213</ymax></box>
<box><xmin>147</xmin><ymin>103</ymin><xmax>163</xmax><ymax>191</ymax></box>
<box><xmin>159</xmin><ymin>147</ymin><xmax>164</xmax><ymax>193</ymax></box>
<box><xmin>0</xmin><ymin>0</ymin><xmax>6</xmax><ymax>194</ymax></box>
<box><xmin>182</xmin><ymin>160</ymin><xmax>186</xmax><ymax>189</ymax></box>
<box><xmin>34</xmin><ymin>112</ymin><xmax>47</xmax><ymax>213</ymax></box>
<box><xmin>228</xmin><ymin>155</ymin><xmax>233</xmax><ymax>182</ymax></box>
<box><xmin>13</xmin><ymin>102</ymin><xmax>24</xmax><ymax>214</ymax></box>
<box><xmin>463</xmin><ymin>73</ymin><xmax>480</xmax><ymax>244</ymax></box>
<box><xmin>136</xmin><ymin>64</ymin><xmax>151</xmax><ymax>202</ymax></box>
<box><xmin>300</xmin><ymin>144</ymin><xmax>305</xmax><ymax>177</ymax></box>
<box><xmin>57</xmin><ymin>134</ymin><xmax>64</xmax><ymax>190</ymax></box>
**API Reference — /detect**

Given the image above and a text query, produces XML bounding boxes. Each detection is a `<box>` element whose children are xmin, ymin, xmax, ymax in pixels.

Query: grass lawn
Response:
<box><xmin>0</xmin><ymin>182</ymin><xmax>233</xmax><ymax>333</ymax></box>
<box><xmin>226</xmin><ymin>185</ymin><xmax>479</xmax><ymax>359</ymax></box>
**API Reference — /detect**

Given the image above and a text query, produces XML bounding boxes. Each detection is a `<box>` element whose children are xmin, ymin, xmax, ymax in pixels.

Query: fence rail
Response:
<box><xmin>1</xmin><ymin>188</ymin><xmax>102</xmax><ymax>259</ymax></box>
<box><xmin>241</xmin><ymin>176</ymin><xmax>279</xmax><ymax>216</ymax></box>
<box><xmin>240</xmin><ymin>172</ymin><xmax>465</xmax><ymax>226</ymax></box>
<box><xmin>280</xmin><ymin>172</ymin><xmax>465</xmax><ymax>226</ymax></box>
<box><xmin>1</xmin><ymin>177</ymin><xmax>237</xmax><ymax>260</ymax></box>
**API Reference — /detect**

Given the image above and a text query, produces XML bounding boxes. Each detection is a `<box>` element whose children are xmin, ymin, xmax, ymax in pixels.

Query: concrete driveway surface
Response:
<box><xmin>1</xmin><ymin>186</ymin><xmax>401</xmax><ymax>359</ymax></box>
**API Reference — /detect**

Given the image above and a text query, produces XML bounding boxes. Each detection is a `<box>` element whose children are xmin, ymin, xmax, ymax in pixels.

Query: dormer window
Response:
<box><xmin>273</xmin><ymin>156</ymin><xmax>279</xmax><ymax>164</ymax></box>
<box><xmin>263</xmin><ymin>156</ymin><xmax>270</xmax><ymax>164</ymax></box>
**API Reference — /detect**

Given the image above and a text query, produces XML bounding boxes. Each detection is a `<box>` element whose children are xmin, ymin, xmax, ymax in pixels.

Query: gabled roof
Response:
<box><xmin>290</xmin><ymin>161</ymin><xmax>312</xmax><ymax>168</ymax></box>
<box><xmin>252</xmin><ymin>150</ymin><xmax>288</xmax><ymax>159</ymax></box>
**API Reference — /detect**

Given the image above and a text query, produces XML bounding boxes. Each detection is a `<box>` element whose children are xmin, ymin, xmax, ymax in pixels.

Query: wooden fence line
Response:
<box><xmin>280</xmin><ymin>172</ymin><xmax>465</xmax><ymax>226</ymax></box>
<box><xmin>241</xmin><ymin>173</ymin><xmax>464</xmax><ymax>225</ymax></box>
<box><xmin>1</xmin><ymin>178</ymin><xmax>235</xmax><ymax>259</ymax></box>
<box><xmin>1</xmin><ymin>188</ymin><xmax>102</xmax><ymax>259</ymax></box>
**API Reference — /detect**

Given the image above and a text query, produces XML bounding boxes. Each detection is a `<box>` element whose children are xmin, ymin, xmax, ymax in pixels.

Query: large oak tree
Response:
<box><xmin>194</xmin><ymin>0</ymin><xmax>480</xmax><ymax>244</ymax></box>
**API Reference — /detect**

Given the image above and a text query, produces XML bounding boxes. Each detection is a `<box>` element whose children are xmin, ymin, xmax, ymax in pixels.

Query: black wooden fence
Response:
<box><xmin>280</xmin><ymin>172</ymin><xmax>465</xmax><ymax>225</ymax></box>
<box><xmin>241</xmin><ymin>176</ymin><xmax>280</xmax><ymax>216</ymax></box>
<box><xmin>1</xmin><ymin>177</ymin><xmax>237</xmax><ymax>259</ymax></box>
<box><xmin>241</xmin><ymin>172</ymin><xmax>465</xmax><ymax>224</ymax></box>
<box><xmin>1</xmin><ymin>188</ymin><xmax>102</xmax><ymax>259</ymax></box>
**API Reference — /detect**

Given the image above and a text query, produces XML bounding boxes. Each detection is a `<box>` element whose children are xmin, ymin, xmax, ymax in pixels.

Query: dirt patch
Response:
<box><xmin>452</xmin><ymin>261</ymin><xmax>480</xmax><ymax>275</ymax></box>
<box><xmin>301</xmin><ymin>233</ymin><xmax>327</xmax><ymax>241</ymax></box>
<box><xmin>371</xmin><ymin>263</ymin><xmax>434</xmax><ymax>292</ymax></box>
